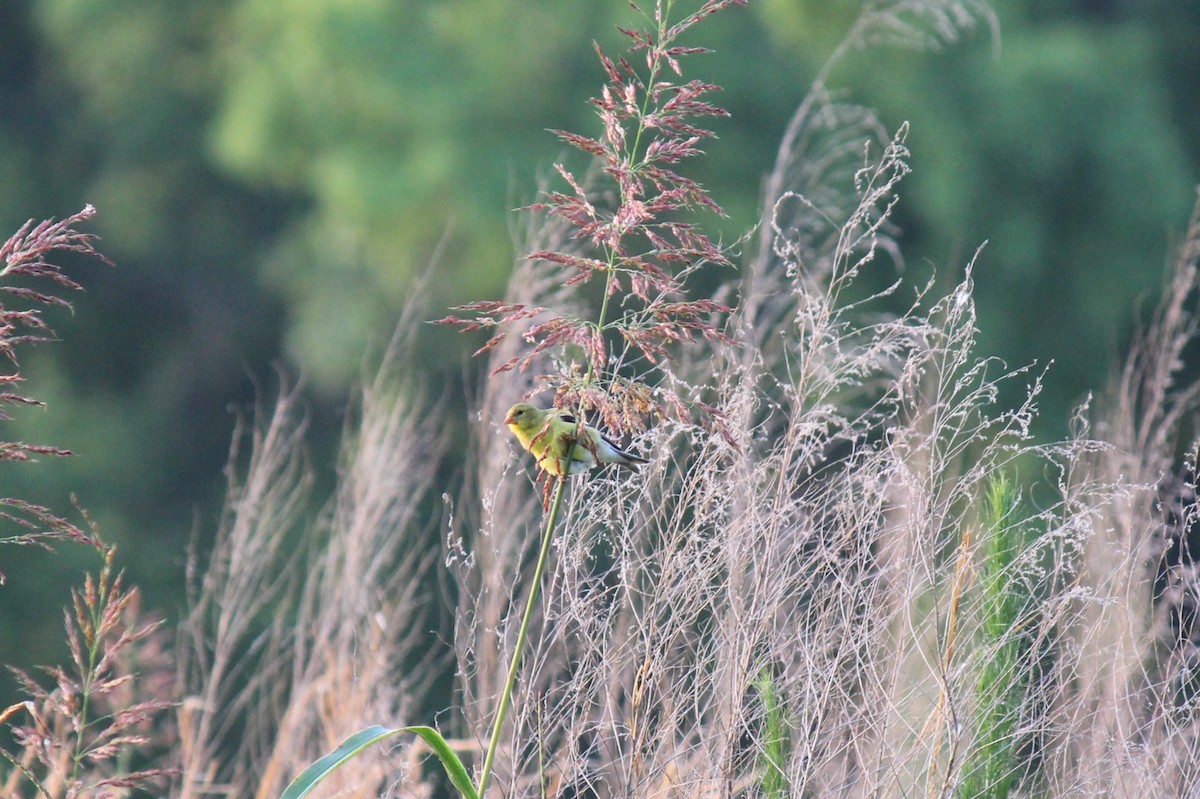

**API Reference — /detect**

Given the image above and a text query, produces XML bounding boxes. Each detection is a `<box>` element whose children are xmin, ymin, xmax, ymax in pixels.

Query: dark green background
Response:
<box><xmin>1</xmin><ymin>0</ymin><xmax>1196</xmax><ymax>695</ymax></box>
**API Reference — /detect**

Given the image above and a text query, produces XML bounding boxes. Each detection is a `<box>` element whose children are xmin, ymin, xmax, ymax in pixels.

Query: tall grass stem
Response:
<box><xmin>477</xmin><ymin>475</ymin><xmax>568</xmax><ymax>797</ymax></box>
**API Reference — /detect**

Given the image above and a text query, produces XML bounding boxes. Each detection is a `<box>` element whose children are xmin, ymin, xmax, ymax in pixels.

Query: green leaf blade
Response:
<box><xmin>279</xmin><ymin>724</ymin><xmax>478</xmax><ymax>799</ymax></box>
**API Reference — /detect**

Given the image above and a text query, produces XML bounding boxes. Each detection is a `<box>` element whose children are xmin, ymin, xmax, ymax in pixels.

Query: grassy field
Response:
<box><xmin>5</xmin><ymin>2</ymin><xmax>1200</xmax><ymax>797</ymax></box>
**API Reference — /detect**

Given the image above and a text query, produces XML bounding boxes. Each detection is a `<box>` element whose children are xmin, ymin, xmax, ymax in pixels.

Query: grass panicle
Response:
<box><xmin>0</xmin><ymin>206</ymin><xmax>110</xmax><ymax>564</ymax></box>
<box><xmin>2</xmin><ymin>533</ymin><xmax>175</xmax><ymax>798</ymax></box>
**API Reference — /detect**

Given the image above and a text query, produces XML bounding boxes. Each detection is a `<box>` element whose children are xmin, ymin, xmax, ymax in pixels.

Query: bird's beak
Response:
<box><xmin>504</xmin><ymin>410</ymin><xmax>517</xmax><ymax>425</ymax></box>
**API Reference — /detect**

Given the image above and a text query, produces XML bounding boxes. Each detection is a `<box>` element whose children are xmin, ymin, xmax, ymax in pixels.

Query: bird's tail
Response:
<box><xmin>617</xmin><ymin>450</ymin><xmax>650</xmax><ymax>469</ymax></box>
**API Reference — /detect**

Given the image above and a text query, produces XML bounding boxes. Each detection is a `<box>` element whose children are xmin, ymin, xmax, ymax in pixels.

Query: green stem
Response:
<box><xmin>476</xmin><ymin>476</ymin><xmax>569</xmax><ymax>798</ymax></box>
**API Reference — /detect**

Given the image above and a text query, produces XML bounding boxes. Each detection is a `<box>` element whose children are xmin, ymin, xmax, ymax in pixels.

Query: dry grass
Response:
<box><xmin>176</xmin><ymin>313</ymin><xmax>448</xmax><ymax>798</ymax></box>
<box><xmin>443</xmin><ymin>182</ymin><xmax>1200</xmax><ymax>799</ymax></box>
<box><xmin>438</xmin><ymin>4</ymin><xmax>1200</xmax><ymax>795</ymax></box>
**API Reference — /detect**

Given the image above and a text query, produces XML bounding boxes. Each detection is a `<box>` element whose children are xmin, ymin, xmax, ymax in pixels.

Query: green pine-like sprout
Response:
<box><xmin>958</xmin><ymin>475</ymin><xmax>1034</xmax><ymax>799</ymax></box>
<box><xmin>754</xmin><ymin>669</ymin><xmax>791</xmax><ymax>799</ymax></box>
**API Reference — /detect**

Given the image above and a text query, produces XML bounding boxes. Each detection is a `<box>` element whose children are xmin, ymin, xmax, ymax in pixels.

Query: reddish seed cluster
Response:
<box><xmin>8</xmin><ymin>540</ymin><xmax>174</xmax><ymax>792</ymax></box>
<box><xmin>437</xmin><ymin>0</ymin><xmax>746</xmax><ymax>437</ymax></box>
<box><xmin>0</xmin><ymin>205</ymin><xmax>110</xmax><ymax>424</ymax></box>
<box><xmin>0</xmin><ymin>206</ymin><xmax>110</xmax><ymax>558</ymax></box>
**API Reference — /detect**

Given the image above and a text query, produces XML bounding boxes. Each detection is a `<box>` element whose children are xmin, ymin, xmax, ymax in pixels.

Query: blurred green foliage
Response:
<box><xmin>0</xmin><ymin>0</ymin><xmax>1195</xmax><ymax>705</ymax></box>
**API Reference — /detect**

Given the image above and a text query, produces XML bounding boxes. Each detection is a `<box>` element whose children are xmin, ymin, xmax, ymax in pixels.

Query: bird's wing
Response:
<box><xmin>553</xmin><ymin>412</ymin><xmax>629</xmax><ymax>452</ymax></box>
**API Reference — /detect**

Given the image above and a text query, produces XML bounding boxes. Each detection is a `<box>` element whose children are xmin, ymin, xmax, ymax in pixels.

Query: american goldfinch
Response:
<box><xmin>504</xmin><ymin>402</ymin><xmax>649</xmax><ymax>477</ymax></box>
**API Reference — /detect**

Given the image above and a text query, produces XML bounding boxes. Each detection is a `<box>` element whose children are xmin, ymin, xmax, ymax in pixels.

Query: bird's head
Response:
<box><xmin>504</xmin><ymin>402</ymin><xmax>543</xmax><ymax>434</ymax></box>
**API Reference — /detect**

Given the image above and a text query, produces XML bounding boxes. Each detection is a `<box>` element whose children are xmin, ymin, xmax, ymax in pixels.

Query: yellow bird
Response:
<box><xmin>504</xmin><ymin>402</ymin><xmax>649</xmax><ymax>477</ymax></box>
